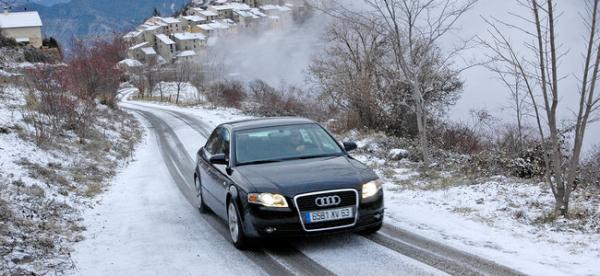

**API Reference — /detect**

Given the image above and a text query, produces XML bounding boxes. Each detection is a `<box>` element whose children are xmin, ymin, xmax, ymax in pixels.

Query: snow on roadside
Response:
<box><xmin>121</xmin><ymin>86</ymin><xmax>251</xmax><ymax>128</ymax></box>
<box><xmin>348</xmin><ymin>135</ymin><xmax>600</xmax><ymax>276</ymax></box>
<box><xmin>0</xmin><ymin>85</ymin><xmax>142</xmax><ymax>274</ymax></box>
<box><xmin>149</xmin><ymin>82</ymin><xmax>204</xmax><ymax>104</ymax></box>
<box><xmin>384</xmin><ymin>179</ymin><xmax>600</xmax><ymax>276</ymax></box>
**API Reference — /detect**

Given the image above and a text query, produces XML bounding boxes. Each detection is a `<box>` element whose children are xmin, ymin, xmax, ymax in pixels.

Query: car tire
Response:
<box><xmin>227</xmin><ymin>200</ymin><xmax>247</xmax><ymax>249</ymax></box>
<box><xmin>194</xmin><ymin>175</ymin><xmax>208</xmax><ymax>213</ymax></box>
<box><xmin>359</xmin><ymin>222</ymin><xmax>383</xmax><ymax>235</ymax></box>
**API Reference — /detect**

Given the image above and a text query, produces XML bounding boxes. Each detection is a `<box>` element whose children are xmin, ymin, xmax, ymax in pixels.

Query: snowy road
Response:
<box><xmin>70</xmin><ymin>95</ymin><xmax>523</xmax><ymax>276</ymax></box>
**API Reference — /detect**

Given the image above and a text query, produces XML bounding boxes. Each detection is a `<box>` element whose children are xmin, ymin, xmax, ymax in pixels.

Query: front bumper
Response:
<box><xmin>240</xmin><ymin>190</ymin><xmax>384</xmax><ymax>238</ymax></box>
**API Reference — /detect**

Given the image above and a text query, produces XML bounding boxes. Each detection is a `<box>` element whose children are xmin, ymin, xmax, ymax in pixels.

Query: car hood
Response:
<box><xmin>235</xmin><ymin>156</ymin><xmax>375</xmax><ymax>196</ymax></box>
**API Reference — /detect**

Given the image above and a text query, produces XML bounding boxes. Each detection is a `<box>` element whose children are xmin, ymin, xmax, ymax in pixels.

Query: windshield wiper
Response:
<box><xmin>296</xmin><ymin>154</ymin><xmax>341</xmax><ymax>160</ymax></box>
<box><xmin>238</xmin><ymin>159</ymin><xmax>282</xmax><ymax>166</ymax></box>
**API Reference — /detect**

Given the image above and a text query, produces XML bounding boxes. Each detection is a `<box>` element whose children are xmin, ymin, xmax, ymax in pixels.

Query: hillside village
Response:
<box><xmin>123</xmin><ymin>0</ymin><xmax>302</xmax><ymax>65</ymax></box>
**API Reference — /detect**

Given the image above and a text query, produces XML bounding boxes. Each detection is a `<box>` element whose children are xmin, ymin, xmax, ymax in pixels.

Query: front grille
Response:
<box><xmin>296</xmin><ymin>190</ymin><xmax>357</xmax><ymax>211</ymax></box>
<box><xmin>294</xmin><ymin>189</ymin><xmax>359</xmax><ymax>232</ymax></box>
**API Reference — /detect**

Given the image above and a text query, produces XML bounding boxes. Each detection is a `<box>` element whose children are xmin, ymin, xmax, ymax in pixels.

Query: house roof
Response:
<box><xmin>141</xmin><ymin>47</ymin><xmax>157</xmax><ymax>55</ymax></box>
<box><xmin>235</xmin><ymin>10</ymin><xmax>259</xmax><ymax>19</ymax></box>
<box><xmin>250</xmin><ymin>8</ymin><xmax>266</xmax><ymax>17</ymax></box>
<box><xmin>129</xmin><ymin>42</ymin><xmax>149</xmax><ymax>50</ymax></box>
<box><xmin>182</xmin><ymin>15</ymin><xmax>206</xmax><ymax>22</ymax></box>
<box><xmin>199</xmin><ymin>10</ymin><xmax>218</xmax><ymax>17</ymax></box>
<box><xmin>140</xmin><ymin>24</ymin><xmax>164</xmax><ymax>31</ymax></box>
<box><xmin>177</xmin><ymin>50</ymin><xmax>196</xmax><ymax>57</ymax></box>
<box><xmin>155</xmin><ymin>34</ymin><xmax>175</xmax><ymax>45</ymax></box>
<box><xmin>0</xmin><ymin>11</ymin><xmax>43</xmax><ymax>29</ymax></box>
<box><xmin>123</xmin><ymin>30</ymin><xmax>142</xmax><ymax>39</ymax></box>
<box><xmin>173</xmin><ymin>32</ymin><xmax>206</xmax><ymax>41</ymax></box>
<box><xmin>160</xmin><ymin>17</ymin><xmax>181</xmax><ymax>24</ymax></box>
<box><xmin>210</xmin><ymin>21</ymin><xmax>230</xmax><ymax>29</ymax></box>
<box><xmin>118</xmin><ymin>59</ymin><xmax>143</xmax><ymax>67</ymax></box>
<box><xmin>197</xmin><ymin>24</ymin><xmax>214</xmax><ymax>31</ymax></box>
<box><xmin>260</xmin><ymin>5</ymin><xmax>291</xmax><ymax>12</ymax></box>
<box><xmin>211</xmin><ymin>3</ymin><xmax>251</xmax><ymax>11</ymax></box>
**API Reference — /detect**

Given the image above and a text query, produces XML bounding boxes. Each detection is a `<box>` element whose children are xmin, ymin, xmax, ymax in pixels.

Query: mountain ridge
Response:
<box><xmin>15</xmin><ymin>0</ymin><xmax>189</xmax><ymax>46</ymax></box>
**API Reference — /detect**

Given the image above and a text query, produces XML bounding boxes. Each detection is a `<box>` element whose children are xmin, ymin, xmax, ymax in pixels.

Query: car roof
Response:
<box><xmin>222</xmin><ymin>117</ymin><xmax>316</xmax><ymax>131</ymax></box>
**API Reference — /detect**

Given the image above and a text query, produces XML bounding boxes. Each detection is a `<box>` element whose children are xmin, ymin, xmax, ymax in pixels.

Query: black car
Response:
<box><xmin>194</xmin><ymin>117</ymin><xmax>384</xmax><ymax>248</ymax></box>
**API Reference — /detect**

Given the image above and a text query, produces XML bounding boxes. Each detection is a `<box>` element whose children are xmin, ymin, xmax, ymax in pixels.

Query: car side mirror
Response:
<box><xmin>343</xmin><ymin>141</ymin><xmax>358</xmax><ymax>152</ymax></box>
<box><xmin>209</xmin><ymin>153</ymin><xmax>228</xmax><ymax>165</ymax></box>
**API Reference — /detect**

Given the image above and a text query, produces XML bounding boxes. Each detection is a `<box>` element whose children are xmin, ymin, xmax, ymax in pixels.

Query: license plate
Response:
<box><xmin>305</xmin><ymin>207</ymin><xmax>354</xmax><ymax>224</ymax></box>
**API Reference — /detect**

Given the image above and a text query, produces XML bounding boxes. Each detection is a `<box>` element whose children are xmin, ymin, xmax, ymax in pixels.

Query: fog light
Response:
<box><xmin>265</xmin><ymin>227</ymin><xmax>277</xmax><ymax>234</ymax></box>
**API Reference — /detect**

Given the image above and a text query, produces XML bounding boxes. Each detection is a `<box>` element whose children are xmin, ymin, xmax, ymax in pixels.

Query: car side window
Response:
<box><xmin>205</xmin><ymin>129</ymin><xmax>222</xmax><ymax>155</ymax></box>
<box><xmin>206</xmin><ymin>127</ymin><xmax>231</xmax><ymax>157</ymax></box>
<box><xmin>220</xmin><ymin>128</ymin><xmax>231</xmax><ymax>157</ymax></box>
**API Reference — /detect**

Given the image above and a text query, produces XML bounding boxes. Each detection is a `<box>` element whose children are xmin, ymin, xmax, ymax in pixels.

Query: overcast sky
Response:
<box><xmin>454</xmin><ymin>0</ymin><xmax>598</xmax><ymax>154</ymax></box>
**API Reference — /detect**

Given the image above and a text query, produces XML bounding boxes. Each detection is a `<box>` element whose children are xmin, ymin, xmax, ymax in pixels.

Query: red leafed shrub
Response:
<box><xmin>207</xmin><ymin>80</ymin><xmax>246</xmax><ymax>108</ymax></box>
<box><xmin>434</xmin><ymin>123</ymin><xmax>484</xmax><ymax>155</ymax></box>
<box><xmin>23</xmin><ymin>34</ymin><xmax>127</xmax><ymax>144</ymax></box>
<box><xmin>65</xmin><ymin>36</ymin><xmax>126</xmax><ymax>108</ymax></box>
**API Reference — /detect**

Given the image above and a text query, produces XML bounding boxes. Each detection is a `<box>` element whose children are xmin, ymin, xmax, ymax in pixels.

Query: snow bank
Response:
<box><xmin>151</xmin><ymin>82</ymin><xmax>203</xmax><ymax>104</ymax></box>
<box><xmin>388</xmin><ymin>148</ymin><xmax>409</xmax><ymax>160</ymax></box>
<box><xmin>383</xmin><ymin>177</ymin><xmax>600</xmax><ymax>275</ymax></box>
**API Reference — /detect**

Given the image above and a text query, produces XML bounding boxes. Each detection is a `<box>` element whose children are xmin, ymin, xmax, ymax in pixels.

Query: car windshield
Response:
<box><xmin>235</xmin><ymin>123</ymin><xmax>344</xmax><ymax>165</ymax></box>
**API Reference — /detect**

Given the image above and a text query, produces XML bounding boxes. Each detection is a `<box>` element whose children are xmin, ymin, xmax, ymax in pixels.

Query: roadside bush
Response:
<box><xmin>24</xmin><ymin>65</ymin><xmax>93</xmax><ymax>145</ymax></box>
<box><xmin>244</xmin><ymin>79</ymin><xmax>328</xmax><ymax>120</ymax></box>
<box><xmin>0</xmin><ymin>33</ymin><xmax>17</xmax><ymax>47</ymax></box>
<box><xmin>508</xmin><ymin>144</ymin><xmax>547</xmax><ymax>178</ymax></box>
<box><xmin>24</xmin><ymin>48</ymin><xmax>54</xmax><ymax>63</ymax></box>
<box><xmin>580</xmin><ymin>146</ymin><xmax>600</xmax><ymax>191</ymax></box>
<box><xmin>206</xmin><ymin>80</ymin><xmax>246</xmax><ymax>108</ymax></box>
<box><xmin>432</xmin><ymin>122</ymin><xmax>484</xmax><ymax>155</ymax></box>
<box><xmin>66</xmin><ymin>36</ymin><xmax>126</xmax><ymax>109</ymax></box>
<box><xmin>42</xmin><ymin>37</ymin><xmax>60</xmax><ymax>49</ymax></box>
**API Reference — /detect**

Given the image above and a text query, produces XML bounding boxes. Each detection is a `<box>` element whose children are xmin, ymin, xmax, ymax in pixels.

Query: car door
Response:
<box><xmin>199</xmin><ymin>128</ymin><xmax>223</xmax><ymax>214</ymax></box>
<box><xmin>213</xmin><ymin>128</ymin><xmax>234</xmax><ymax>219</ymax></box>
<box><xmin>202</xmin><ymin>127</ymin><xmax>231</xmax><ymax>219</ymax></box>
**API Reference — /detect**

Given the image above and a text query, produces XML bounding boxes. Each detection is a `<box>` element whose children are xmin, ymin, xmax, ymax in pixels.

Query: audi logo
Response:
<box><xmin>315</xmin><ymin>195</ymin><xmax>342</xmax><ymax>207</ymax></box>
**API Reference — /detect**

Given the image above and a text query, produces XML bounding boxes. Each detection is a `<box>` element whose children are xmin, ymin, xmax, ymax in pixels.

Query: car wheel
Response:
<box><xmin>359</xmin><ymin>222</ymin><xmax>383</xmax><ymax>235</ymax></box>
<box><xmin>195</xmin><ymin>175</ymin><xmax>208</xmax><ymax>213</ymax></box>
<box><xmin>227</xmin><ymin>200</ymin><xmax>246</xmax><ymax>249</ymax></box>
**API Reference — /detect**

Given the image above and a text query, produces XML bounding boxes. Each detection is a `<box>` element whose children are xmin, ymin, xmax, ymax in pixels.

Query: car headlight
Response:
<box><xmin>362</xmin><ymin>180</ymin><xmax>382</xmax><ymax>199</ymax></box>
<box><xmin>248</xmin><ymin>193</ymin><xmax>289</xmax><ymax>208</ymax></box>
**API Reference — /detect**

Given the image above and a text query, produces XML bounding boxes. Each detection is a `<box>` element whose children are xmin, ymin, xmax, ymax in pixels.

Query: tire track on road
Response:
<box><xmin>365</xmin><ymin>224</ymin><xmax>524</xmax><ymax>276</ymax></box>
<box><xmin>128</xmin><ymin>106</ymin><xmax>334</xmax><ymax>276</ymax></box>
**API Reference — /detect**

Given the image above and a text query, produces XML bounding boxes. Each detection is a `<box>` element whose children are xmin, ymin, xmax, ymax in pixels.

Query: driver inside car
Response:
<box><xmin>289</xmin><ymin>130</ymin><xmax>306</xmax><ymax>153</ymax></box>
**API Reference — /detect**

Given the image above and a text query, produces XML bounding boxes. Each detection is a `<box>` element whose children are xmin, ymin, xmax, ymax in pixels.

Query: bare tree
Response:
<box><xmin>489</xmin><ymin>63</ymin><xmax>530</xmax><ymax>152</ymax></box>
<box><xmin>482</xmin><ymin>0</ymin><xmax>600</xmax><ymax>216</ymax></box>
<box><xmin>313</xmin><ymin>0</ymin><xmax>476</xmax><ymax>166</ymax></box>
<box><xmin>174</xmin><ymin>61</ymin><xmax>192</xmax><ymax>104</ymax></box>
<box><xmin>308</xmin><ymin>17</ymin><xmax>388</xmax><ymax>130</ymax></box>
<box><xmin>369</xmin><ymin>0</ymin><xmax>477</xmax><ymax>166</ymax></box>
<box><xmin>143</xmin><ymin>60</ymin><xmax>160</xmax><ymax>99</ymax></box>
